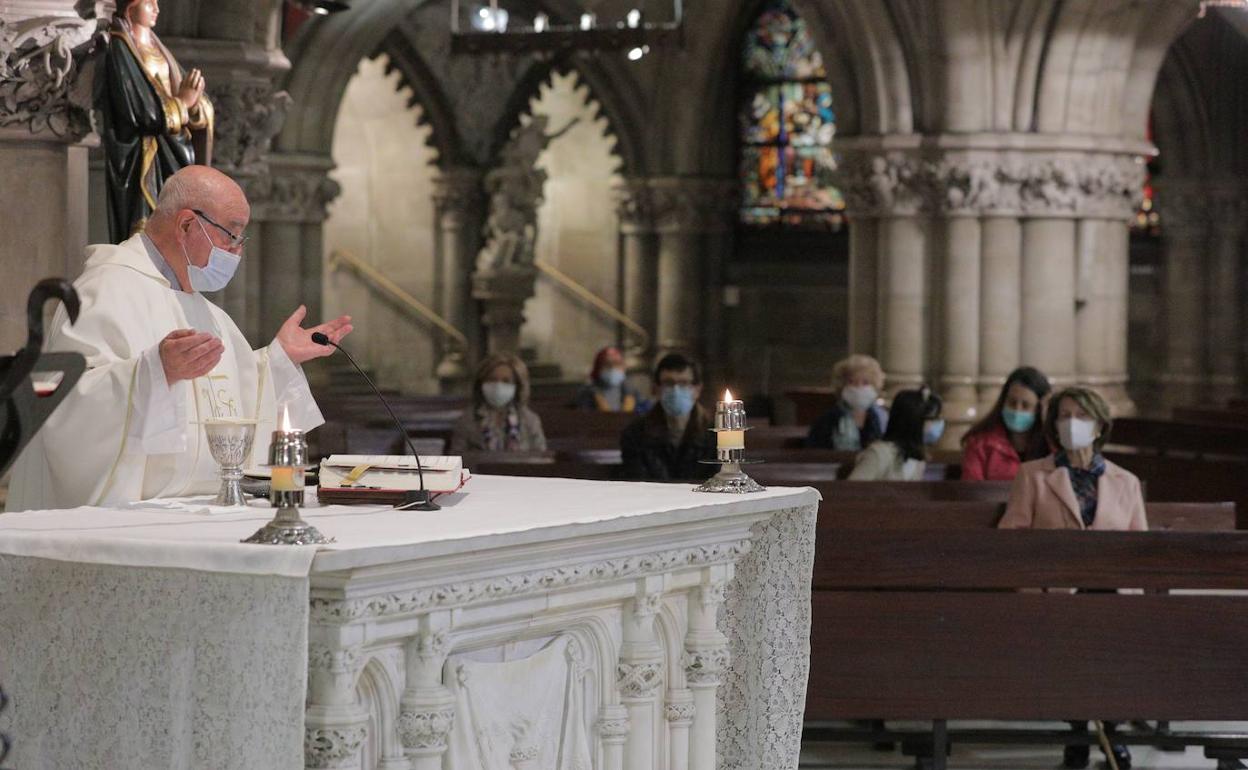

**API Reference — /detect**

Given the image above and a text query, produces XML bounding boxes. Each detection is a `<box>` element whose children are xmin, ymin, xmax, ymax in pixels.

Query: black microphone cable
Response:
<box><xmin>311</xmin><ymin>332</ymin><xmax>439</xmax><ymax>511</ymax></box>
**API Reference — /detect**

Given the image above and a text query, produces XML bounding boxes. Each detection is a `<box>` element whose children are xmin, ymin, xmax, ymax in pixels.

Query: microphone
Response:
<box><xmin>312</xmin><ymin>332</ymin><xmax>439</xmax><ymax>511</ymax></box>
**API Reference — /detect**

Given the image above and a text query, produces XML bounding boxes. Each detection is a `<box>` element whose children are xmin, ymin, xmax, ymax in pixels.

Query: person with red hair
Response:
<box><xmin>573</xmin><ymin>346</ymin><xmax>645</xmax><ymax>413</ymax></box>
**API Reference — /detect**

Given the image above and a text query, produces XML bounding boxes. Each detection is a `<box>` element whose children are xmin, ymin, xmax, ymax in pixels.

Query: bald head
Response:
<box><xmin>154</xmin><ymin>166</ymin><xmax>248</xmax><ymax>223</ymax></box>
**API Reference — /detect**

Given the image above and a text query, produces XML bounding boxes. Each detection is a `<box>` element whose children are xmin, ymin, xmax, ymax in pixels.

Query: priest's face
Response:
<box><xmin>180</xmin><ymin>203</ymin><xmax>249</xmax><ymax>268</ymax></box>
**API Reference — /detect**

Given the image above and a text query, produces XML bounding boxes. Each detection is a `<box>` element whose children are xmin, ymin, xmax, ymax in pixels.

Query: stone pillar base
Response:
<box><xmin>472</xmin><ymin>267</ymin><xmax>536</xmax><ymax>355</ymax></box>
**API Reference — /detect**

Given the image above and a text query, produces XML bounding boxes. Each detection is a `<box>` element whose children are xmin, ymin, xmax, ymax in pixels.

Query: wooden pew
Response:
<box><xmin>1106</xmin><ymin>452</ymin><xmax>1248</xmax><ymax>529</ymax></box>
<box><xmin>1172</xmin><ymin>406</ymin><xmax>1248</xmax><ymax>428</ymax></box>
<box><xmin>817</xmin><ymin>499</ymin><xmax>1236</xmax><ymax>532</ymax></box>
<box><xmin>804</xmin><ymin>528</ymin><xmax>1248</xmax><ymax>766</ymax></box>
<box><xmin>1108</xmin><ymin>417</ymin><xmax>1248</xmax><ymax>460</ymax></box>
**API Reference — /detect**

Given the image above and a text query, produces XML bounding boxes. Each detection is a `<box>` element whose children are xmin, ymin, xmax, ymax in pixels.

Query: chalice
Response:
<box><xmin>202</xmin><ymin>418</ymin><xmax>257</xmax><ymax>506</ymax></box>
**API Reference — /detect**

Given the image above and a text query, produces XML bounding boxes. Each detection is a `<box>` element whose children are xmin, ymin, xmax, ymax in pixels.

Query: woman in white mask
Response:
<box><xmin>997</xmin><ymin>386</ymin><xmax>1145</xmax><ymax>770</ymax></box>
<box><xmin>450</xmin><ymin>353</ymin><xmax>547</xmax><ymax>452</ymax></box>
<box><xmin>573</xmin><ymin>346</ymin><xmax>644</xmax><ymax>413</ymax></box>
<box><xmin>805</xmin><ymin>354</ymin><xmax>890</xmax><ymax>451</ymax></box>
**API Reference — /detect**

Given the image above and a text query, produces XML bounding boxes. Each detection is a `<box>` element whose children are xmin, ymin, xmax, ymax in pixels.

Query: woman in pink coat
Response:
<box><xmin>999</xmin><ymin>385</ymin><xmax>1145</xmax><ymax>769</ymax></box>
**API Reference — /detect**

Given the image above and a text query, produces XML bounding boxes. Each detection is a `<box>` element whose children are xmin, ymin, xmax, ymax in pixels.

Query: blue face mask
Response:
<box><xmin>659</xmin><ymin>385</ymin><xmax>696</xmax><ymax>418</ymax></box>
<box><xmin>1002</xmin><ymin>407</ymin><xmax>1036</xmax><ymax>434</ymax></box>
<box><xmin>599</xmin><ymin>368</ymin><xmax>626</xmax><ymax>388</ymax></box>
<box><xmin>183</xmin><ymin>218</ymin><xmax>241</xmax><ymax>293</ymax></box>
<box><xmin>923</xmin><ymin>419</ymin><xmax>945</xmax><ymax>445</ymax></box>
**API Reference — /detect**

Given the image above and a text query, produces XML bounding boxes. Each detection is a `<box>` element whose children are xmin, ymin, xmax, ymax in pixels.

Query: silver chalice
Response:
<box><xmin>202</xmin><ymin>419</ymin><xmax>258</xmax><ymax>506</ymax></box>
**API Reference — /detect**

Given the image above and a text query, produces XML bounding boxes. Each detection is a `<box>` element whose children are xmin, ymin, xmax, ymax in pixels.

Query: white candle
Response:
<box><xmin>717</xmin><ymin>389</ymin><xmax>745</xmax><ymax>450</ymax></box>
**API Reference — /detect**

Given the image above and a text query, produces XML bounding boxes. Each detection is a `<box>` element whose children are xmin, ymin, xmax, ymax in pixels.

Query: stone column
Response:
<box><xmin>618</xmin><ymin>579</ymin><xmax>665</xmax><ymax>770</ymax></box>
<box><xmin>1205</xmin><ymin>185</ymin><xmax>1248</xmax><ymax>404</ymax></box>
<box><xmin>1020</xmin><ymin>217</ymin><xmax>1078</xmax><ymax>385</ymax></box>
<box><xmin>597</xmin><ymin>704</ymin><xmax>630</xmax><ymax>770</ymax></box>
<box><xmin>978</xmin><ymin>216</ymin><xmax>1022</xmax><ymax>411</ymax></box>
<box><xmin>615</xmin><ymin>179</ymin><xmax>659</xmax><ymax>371</ymax></box>
<box><xmin>305</xmin><ymin>640</ymin><xmax>369</xmax><ymax>770</ymax></box>
<box><xmin>472</xmin><ymin>267</ymin><xmax>537</xmax><ymax>355</ymax></box>
<box><xmin>249</xmin><ymin>152</ymin><xmax>341</xmax><ymax>347</ymax></box>
<box><xmin>664</xmin><ymin>689</ymin><xmax>695</xmax><ymax>770</ymax></box>
<box><xmin>649</xmin><ymin>178</ymin><xmax>736</xmax><ymax>357</ymax></box>
<box><xmin>399</xmin><ymin>620</ymin><xmax>455</xmax><ymax>770</ymax></box>
<box><xmin>847</xmin><ymin>217</ymin><xmax>881</xmax><ymax>357</ymax></box>
<box><xmin>1075</xmin><ymin>219</ymin><xmax>1133</xmax><ymax>414</ymax></box>
<box><xmin>0</xmin><ymin>1</ymin><xmax>108</xmax><ymax>351</ymax></box>
<box><xmin>431</xmin><ymin>166</ymin><xmax>484</xmax><ymax>390</ymax></box>
<box><xmin>683</xmin><ymin>571</ymin><xmax>730</xmax><ymax>770</ymax></box>
<box><xmin>1156</xmin><ymin>181</ymin><xmax>1211</xmax><ymax>409</ymax></box>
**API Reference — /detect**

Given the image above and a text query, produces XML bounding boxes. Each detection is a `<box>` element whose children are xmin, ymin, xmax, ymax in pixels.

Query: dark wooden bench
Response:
<box><xmin>817</xmin><ymin>499</ymin><xmax>1236</xmax><ymax>532</ymax></box>
<box><xmin>1108</xmin><ymin>417</ymin><xmax>1248</xmax><ymax>460</ymax></box>
<box><xmin>804</xmin><ymin>528</ymin><xmax>1248</xmax><ymax>768</ymax></box>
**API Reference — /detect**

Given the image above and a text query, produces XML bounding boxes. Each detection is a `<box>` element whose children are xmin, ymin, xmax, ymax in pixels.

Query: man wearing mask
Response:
<box><xmin>620</xmin><ymin>353</ymin><xmax>715</xmax><ymax>481</ymax></box>
<box><xmin>7</xmin><ymin>166</ymin><xmax>353</xmax><ymax>511</ymax></box>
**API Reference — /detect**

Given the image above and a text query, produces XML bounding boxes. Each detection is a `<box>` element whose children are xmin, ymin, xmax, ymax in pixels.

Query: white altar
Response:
<box><xmin>0</xmin><ymin>475</ymin><xmax>818</xmax><ymax>770</ymax></box>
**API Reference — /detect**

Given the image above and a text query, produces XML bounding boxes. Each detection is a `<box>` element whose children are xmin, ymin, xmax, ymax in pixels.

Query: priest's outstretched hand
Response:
<box><xmin>277</xmin><ymin>305</ymin><xmax>354</xmax><ymax>365</ymax></box>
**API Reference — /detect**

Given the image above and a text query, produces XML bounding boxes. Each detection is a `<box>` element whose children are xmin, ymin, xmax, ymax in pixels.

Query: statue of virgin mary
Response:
<box><xmin>97</xmin><ymin>0</ymin><xmax>214</xmax><ymax>242</ymax></box>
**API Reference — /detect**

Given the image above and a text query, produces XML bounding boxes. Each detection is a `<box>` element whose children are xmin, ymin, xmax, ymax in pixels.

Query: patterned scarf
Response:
<box><xmin>1055</xmin><ymin>450</ymin><xmax>1106</xmax><ymax>526</ymax></box>
<box><xmin>478</xmin><ymin>405</ymin><xmax>522</xmax><ymax>451</ymax></box>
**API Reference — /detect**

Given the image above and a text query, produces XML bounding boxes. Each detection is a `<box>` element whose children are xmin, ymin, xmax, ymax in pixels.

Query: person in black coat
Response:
<box><xmin>620</xmin><ymin>353</ymin><xmax>715</xmax><ymax>481</ymax></box>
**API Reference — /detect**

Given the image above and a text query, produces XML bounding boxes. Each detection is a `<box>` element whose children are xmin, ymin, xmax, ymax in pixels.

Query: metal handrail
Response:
<box><xmin>533</xmin><ymin>258</ymin><xmax>650</xmax><ymax>351</ymax></box>
<box><xmin>328</xmin><ymin>249</ymin><xmax>469</xmax><ymax>350</ymax></box>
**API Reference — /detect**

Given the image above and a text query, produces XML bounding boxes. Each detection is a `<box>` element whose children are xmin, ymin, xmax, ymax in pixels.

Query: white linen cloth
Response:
<box><xmin>6</xmin><ymin>233</ymin><xmax>321</xmax><ymax>512</ymax></box>
<box><xmin>0</xmin><ymin>475</ymin><xmax>818</xmax><ymax>769</ymax></box>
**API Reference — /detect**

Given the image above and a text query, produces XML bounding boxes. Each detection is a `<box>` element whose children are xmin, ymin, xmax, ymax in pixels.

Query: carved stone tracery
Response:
<box><xmin>0</xmin><ymin>8</ymin><xmax>109</xmax><ymax>141</ymax></box>
<box><xmin>397</xmin><ymin>705</ymin><xmax>456</xmax><ymax>750</ymax></box>
<box><xmin>208</xmin><ymin>80</ymin><xmax>292</xmax><ymax>178</ymax></box>
<box><xmin>616</xmin><ymin>660</ymin><xmax>664</xmax><ymax>699</ymax></box>
<box><xmin>683</xmin><ymin>645</ymin><xmax>731</xmax><ymax>686</ymax></box>
<box><xmin>305</xmin><ymin>725</ymin><xmax>367</xmax><ymax>769</ymax></box>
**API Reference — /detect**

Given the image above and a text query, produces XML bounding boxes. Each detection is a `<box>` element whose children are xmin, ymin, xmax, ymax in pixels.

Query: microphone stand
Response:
<box><xmin>311</xmin><ymin>332</ymin><xmax>439</xmax><ymax>511</ymax></box>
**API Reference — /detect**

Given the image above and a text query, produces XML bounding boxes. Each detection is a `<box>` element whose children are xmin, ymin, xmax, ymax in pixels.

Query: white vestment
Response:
<box><xmin>6</xmin><ymin>235</ymin><xmax>323</xmax><ymax>511</ymax></box>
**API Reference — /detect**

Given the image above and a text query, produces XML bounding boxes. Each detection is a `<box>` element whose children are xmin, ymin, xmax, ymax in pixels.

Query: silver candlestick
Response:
<box><xmin>242</xmin><ymin>425</ymin><xmax>334</xmax><ymax>545</ymax></box>
<box><xmin>203</xmin><ymin>419</ymin><xmax>257</xmax><ymax>506</ymax></box>
<box><xmin>694</xmin><ymin>395</ymin><xmax>766</xmax><ymax>493</ymax></box>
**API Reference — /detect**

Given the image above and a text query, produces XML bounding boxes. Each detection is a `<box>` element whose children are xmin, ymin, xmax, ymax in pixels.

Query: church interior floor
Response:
<box><xmin>801</xmin><ymin>722</ymin><xmax>1248</xmax><ymax>770</ymax></box>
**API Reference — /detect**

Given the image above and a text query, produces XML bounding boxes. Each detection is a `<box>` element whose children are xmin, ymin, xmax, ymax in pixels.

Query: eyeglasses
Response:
<box><xmin>192</xmin><ymin>208</ymin><xmax>249</xmax><ymax>251</ymax></box>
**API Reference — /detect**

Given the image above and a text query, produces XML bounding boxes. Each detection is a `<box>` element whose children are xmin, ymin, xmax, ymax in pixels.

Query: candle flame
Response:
<box><xmin>724</xmin><ymin>388</ymin><xmax>734</xmax><ymax>402</ymax></box>
<box><xmin>279</xmin><ymin>403</ymin><xmax>291</xmax><ymax>432</ymax></box>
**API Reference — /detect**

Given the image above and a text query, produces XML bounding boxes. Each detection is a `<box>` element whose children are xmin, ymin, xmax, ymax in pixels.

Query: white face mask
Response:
<box><xmin>481</xmin><ymin>381</ymin><xmax>516</xmax><ymax>409</ymax></box>
<box><xmin>842</xmin><ymin>385</ymin><xmax>878</xmax><ymax>411</ymax></box>
<box><xmin>183</xmin><ymin>218</ymin><xmax>241</xmax><ymax>293</ymax></box>
<box><xmin>1058</xmin><ymin>417</ymin><xmax>1098</xmax><ymax>451</ymax></box>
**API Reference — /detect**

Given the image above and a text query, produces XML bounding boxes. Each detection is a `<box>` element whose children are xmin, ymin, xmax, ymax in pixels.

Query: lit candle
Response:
<box><xmin>579</xmin><ymin>12</ymin><xmax>596</xmax><ymax>29</ymax></box>
<box><xmin>716</xmin><ymin>389</ymin><xmax>745</xmax><ymax>451</ymax></box>
<box><xmin>271</xmin><ymin>466</ymin><xmax>301</xmax><ymax>492</ymax></box>
<box><xmin>534</xmin><ymin>12</ymin><xmax>548</xmax><ymax>31</ymax></box>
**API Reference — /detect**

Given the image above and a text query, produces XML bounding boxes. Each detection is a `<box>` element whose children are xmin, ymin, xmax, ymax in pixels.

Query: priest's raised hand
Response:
<box><xmin>276</xmin><ymin>305</ymin><xmax>353</xmax><ymax>365</ymax></box>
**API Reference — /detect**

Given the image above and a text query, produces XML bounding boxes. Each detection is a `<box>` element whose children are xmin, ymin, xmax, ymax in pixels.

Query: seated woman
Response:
<box><xmin>449</xmin><ymin>353</ymin><xmax>547</xmax><ymax>453</ymax></box>
<box><xmin>848</xmin><ymin>387</ymin><xmax>943</xmax><ymax>481</ymax></box>
<box><xmin>573</xmin><ymin>346</ymin><xmax>644</xmax><ymax>413</ymax></box>
<box><xmin>960</xmin><ymin>366</ymin><xmax>1052</xmax><ymax>481</ymax></box>
<box><xmin>806</xmin><ymin>354</ymin><xmax>890</xmax><ymax>450</ymax></box>
<box><xmin>999</xmin><ymin>386</ymin><xmax>1146</xmax><ymax>770</ymax></box>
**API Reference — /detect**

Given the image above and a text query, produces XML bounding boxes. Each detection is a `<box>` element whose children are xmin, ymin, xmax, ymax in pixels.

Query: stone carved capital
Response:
<box><xmin>683</xmin><ymin>645</ymin><xmax>730</xmax><ymax>686</ymax></box>
<box><xmin>305</xmin><ymin>725</ymin><xmax>366</xmax><ymax>768</ymax></box>
<box><xmin>614</xmin><ymin>179</ymin><xmax>656</xmax><ymax>233</ymax></box>
<box><xmin>0</xmin><ymin>9</ymin><xmax>109</xmax><ymax>141</ymax></box>
<box><xmin>664</xmin><ymin>697</ymin><xmax>696</xmax><ymax>725</ymax></box>
<box><xmin>836</xmin><ymin>149</ymin><xmax>1147</xmax><ymax>220</ymax></box>
<box><xmin>647</xmin><ymin>178</ymin><xmax>738</xmax><ymax>234</ymax></box>
<box><xmin>209</xmin><ymin>80</ymin><xmax>291</xmax><ymax>179</ymax></box>
<box><xmin>616</xmin><ymin>661</ymin><xmax>664</xmax><ymax>699</ymax></box>
<box><xmin>698</xmin><ymin>581</ymin><xmax>727</xmax><ymax>611</ymax></box>
<box><xmin>634</xmin><ymin>592</ymin><xmax>663</xmax><ymax>619</ymax></box>
<box><xmin>597</xmin><ymin>706</ymin><xmax>631</xmax><ymax>741</ymax></box>
<box><xmin>432</xmin><ymin>167</ymin><xmax>484</xmax><ymax>213</ymax></box>
<box><xmin>307</xmin><ymin>644</ymin><xmax>363</xmax><ymax>675</ymax></box>
<box><xmin>397</xmin><ymin>705</ymin><xmax>456</xmax><ymax>751</ymax></box>
<box><xmin>250</xmin><ymin>155</ymin><xmax>342</xmax><ymax>223</ymax></box>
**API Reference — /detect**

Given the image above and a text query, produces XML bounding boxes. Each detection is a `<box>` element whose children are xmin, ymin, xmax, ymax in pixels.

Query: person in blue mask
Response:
<box><xmin>573</xmin><ymin>346</ymin><xmax>645</xmax><ymax>413</ymax></box>
<box><xmin>620</xmin><ymin>353</ymin><xmax>715</xmax><ymax>481</ymax></box>
<box><xmin>805</xmin><ymin>354</ymin><xmax>890</xmax><ymax>450</ymax></box>
<box><xmin>960</xmin><ymin>366</ymin><xmax>1051</xmax><ymax>481</ymax></box>
<box><xmin>450</xmin><ymin>353</ymin><xmax>547</xmax><ymax>453</ymax></box>
<box><xmin>848</xmin><ymin>387</ymin><xmax>943</xmax><ymax>481</ymax></box>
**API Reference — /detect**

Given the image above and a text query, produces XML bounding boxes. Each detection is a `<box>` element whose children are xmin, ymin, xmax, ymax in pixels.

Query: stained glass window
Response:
<box><xmin>739</xmin><ymin>1</ymin><xmax>844</xmax><ymax>229</ymax></box>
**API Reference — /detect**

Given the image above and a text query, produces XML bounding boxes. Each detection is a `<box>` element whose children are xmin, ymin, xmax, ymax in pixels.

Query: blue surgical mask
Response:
<box><xmin>184</xmin><ymin>218</ymin><xmax>241</xmax><ymax>293</ymax></box>
<box><xmin>1002</xmin><ymin>407</ymin><xmax>1036</xmax><ymax>434</ymax></box>
<box><xmin>599</xmin><ymin>368</ymin><xmax>626</xmax><ymax>388</ymax></box>
<box><xmin>923</xmin><ymin>419</ymin><xmax>945</xmax><ymax>445</ymax></box>
<box><xmin>659</xmin><ymin>385</ymin><xmax>696</xmax><ymax>418</ymax></box>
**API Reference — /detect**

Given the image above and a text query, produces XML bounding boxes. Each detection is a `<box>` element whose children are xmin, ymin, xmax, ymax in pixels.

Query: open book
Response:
<box><xmin>319</xmin><ymin>455</ymin><xmax>469</xmax><ymax>493</ymax></box>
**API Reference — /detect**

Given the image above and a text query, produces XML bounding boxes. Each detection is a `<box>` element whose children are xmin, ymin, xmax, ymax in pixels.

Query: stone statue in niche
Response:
<box><xmin>97</xmin><ymin>0</ymin><xmax>214</xmax><ymax>242</ymax></box>
<box><xmin>476</xmin><ymin>115</ymin><xmax>578</xmax><ymax>271</ymax></box>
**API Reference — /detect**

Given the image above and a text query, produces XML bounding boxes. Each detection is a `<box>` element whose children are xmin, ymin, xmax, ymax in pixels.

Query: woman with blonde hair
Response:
<box><xmin>806</xmin><ymin>354</ymin><xmax>889</xmax><ymax>450</ymax></box>
<box><xmin>450</xmin><ymin>353</ymin><xmax>547</xmax><ymax>452</ymax></box>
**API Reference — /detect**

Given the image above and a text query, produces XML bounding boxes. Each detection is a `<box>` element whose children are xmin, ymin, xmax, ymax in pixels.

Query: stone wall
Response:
<box><xmin>323</xmin><ymin>55</ymin><xmax>440</xmax><ymax>395</ymax></box>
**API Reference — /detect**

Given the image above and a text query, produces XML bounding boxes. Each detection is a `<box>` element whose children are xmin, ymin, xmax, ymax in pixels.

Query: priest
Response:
<box><xmin>6</xmin><ymin>166</ymin><xmax>353</xmax><ymax>511</ymax></box>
